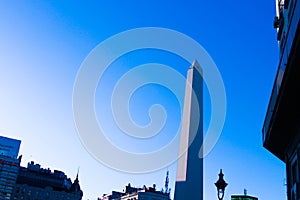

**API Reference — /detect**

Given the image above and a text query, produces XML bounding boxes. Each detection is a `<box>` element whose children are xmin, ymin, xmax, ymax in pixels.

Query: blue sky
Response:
<box><xmin>0</xmin><ymin>1</ymin><xmax>286</xmax><ymax>200</ymax></box>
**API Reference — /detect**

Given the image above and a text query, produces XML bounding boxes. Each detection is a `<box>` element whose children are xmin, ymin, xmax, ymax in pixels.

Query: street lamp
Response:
<box><xmin>215</xmin><ymin>169</ymin><xmax>228</xmax><ymax>200</ymax></box>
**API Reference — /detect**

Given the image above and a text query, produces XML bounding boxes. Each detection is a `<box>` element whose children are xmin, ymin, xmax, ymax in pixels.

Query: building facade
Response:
<box><xmin>120</xmin><ymin>186</ymin><xmax>170</xmax><ymax>200</ymax></box>
<box><xmin>99</xmin><ymin>183</ymin><xmax>170</xmax><ymax>200</ymax></box>
<box><xmin>262</xmin><ymin>0</ymin><xmax>300</xmax><ymax>200</ymax></box>
<box><xmin>0</xmin><ymin>136</ymin><xmax>21</xmax><ymax>200</ymax></box>
<box><xmin>0</xmin><ymin>155</ymin><xmax>21</xmax><ymax>200</ymax></box>
<box><xmin>100</xmin><ymin>191</ymin><xmax>124</xmax><ymax>200</ymax></box>
<box><xmin>11</xmin><ymin>161</ymin><xmax>83</xmax><ymax>200</ymax></box>
<box><xmin>231</xmin><ymin>195</ymin><xmax>258</xmax><ymax>200</ymax></box>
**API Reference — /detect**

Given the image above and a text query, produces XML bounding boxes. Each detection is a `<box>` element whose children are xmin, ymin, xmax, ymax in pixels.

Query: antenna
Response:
<box><xmin>244</xmin><ymin>188</ymin><xmax>247</xmax><ymax>196</ymax></box>
<box><xmin>165</xmin><ymin>170</ymin><xmax>169</xmax><ymax>194</ymax></box>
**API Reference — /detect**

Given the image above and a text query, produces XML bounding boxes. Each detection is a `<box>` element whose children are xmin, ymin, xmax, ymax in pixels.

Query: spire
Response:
<box><xmin>70</xmin><ymin>167</ymin><xmax>81</xmax><ymax>193</ymax></box>
<box><xmin>76</xmin><ymin>167</ymin><xmax>80</xmax><ymax>180</ymax></box>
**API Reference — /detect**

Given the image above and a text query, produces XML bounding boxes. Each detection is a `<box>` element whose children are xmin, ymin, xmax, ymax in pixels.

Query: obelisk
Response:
<box><xmin>174</xmin><ymin>60</ymin><xmax>203</xmax><ymax>200</ymax></box>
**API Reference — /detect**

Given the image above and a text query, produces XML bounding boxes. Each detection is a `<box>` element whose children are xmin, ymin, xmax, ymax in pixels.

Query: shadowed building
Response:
<box><xmin>262</xmin><ymin>0</ymin><xmax>300</xmax><ymax>199</ymax></box>
<box><xmin>174</xmin><ymin>60</ymin><xmax>203</xmax><ymax>200</ymax></box>
<box><xmin>11</xmin><ymin>161</ymin><xmax>83</xmax><ymax>200</ymax></box>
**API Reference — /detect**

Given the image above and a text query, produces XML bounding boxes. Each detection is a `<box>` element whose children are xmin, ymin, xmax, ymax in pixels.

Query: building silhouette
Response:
<box><xmin>0</xmin><ymin>134</ymin><xmax>83</xmax><ymax>200</ymax></box>
<box><xmin>120</xmin><ymin>184</ymin><xmax>170</xmax><ymax>200</ymax></box>
<box><xmin>99</xmin><ymin>183</ymin><xmax>170</xmax><ymax>200</ymax></box>
<box><xmin>262</xmin><ymin>0</ymin><xmax>300</xmax><ymax>200</ymax></box>
<box><xmin>0</xmin><ymin>136</ymin><xmax>21</xmax><ymax>200</ymax></box>
<box><xmin>100</xmin><ymin>191</ymin><xmax>124</xmax><ymax>200</ymax></box>
<box><xmin>11</xmin><ymin>161</ymin><xmax>83</xmax><ymax>200</ymax></box>
<box><xmin>99</xmin><ymin>172</ymin><xmax>170</xmax><ymax>200</ymax></box>
<box><xmin>174</xmin><ymin>60</ymin><xmax>203</xmax><ymax>200</ymax></box>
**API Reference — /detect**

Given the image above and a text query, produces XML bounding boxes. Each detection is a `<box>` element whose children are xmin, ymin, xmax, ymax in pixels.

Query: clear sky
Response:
<box><xmin>0</xmin><ymin>1</ymin><xmax>286</xmax><ymax>200</ymax></box>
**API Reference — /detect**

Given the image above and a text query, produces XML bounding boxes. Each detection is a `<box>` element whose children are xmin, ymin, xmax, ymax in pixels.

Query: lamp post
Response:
<box><xmin>215</xmin><ymin>169</ymin><xmax>228</xmax><ymax>200</ymax></box>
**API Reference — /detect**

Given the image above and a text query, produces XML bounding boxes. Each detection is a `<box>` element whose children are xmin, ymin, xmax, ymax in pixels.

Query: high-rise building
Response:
<box><xmin>262</xmin><ymin>0</ymin><xmax>300</xmax><ymax>200</ymax></box>
<box><xmin>174</xmin><ymin>60</ymin><xmax>203</xmax><ymax>200</ymax></box>
<box><xmin>0</xmin><ymin>135</ymin><xmax>21</xmax><ymax>200</ymax></box>
<box><xmin>11</xmin><ymin>161</ymin><xmax>83</xmax><ymax>200</ymax></box>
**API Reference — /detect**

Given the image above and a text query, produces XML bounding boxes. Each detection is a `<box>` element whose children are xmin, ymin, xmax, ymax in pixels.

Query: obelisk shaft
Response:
<box><xmin>174</xmin><ymin>60</ymin><xmax>203</xmax><ymax>200</ymax></box>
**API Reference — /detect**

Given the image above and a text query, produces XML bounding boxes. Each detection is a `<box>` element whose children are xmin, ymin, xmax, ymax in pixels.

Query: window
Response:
<box><xmin>292</xmin><ymin>162</ymin><xmax>298</xmax><ymax>184</ymax></box>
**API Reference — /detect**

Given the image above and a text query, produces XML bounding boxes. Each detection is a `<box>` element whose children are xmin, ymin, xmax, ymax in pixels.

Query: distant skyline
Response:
<box><xmin>0</xmin><ymin>1</ymin><xmax>285</xmax><ymax>200</ymax></box>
